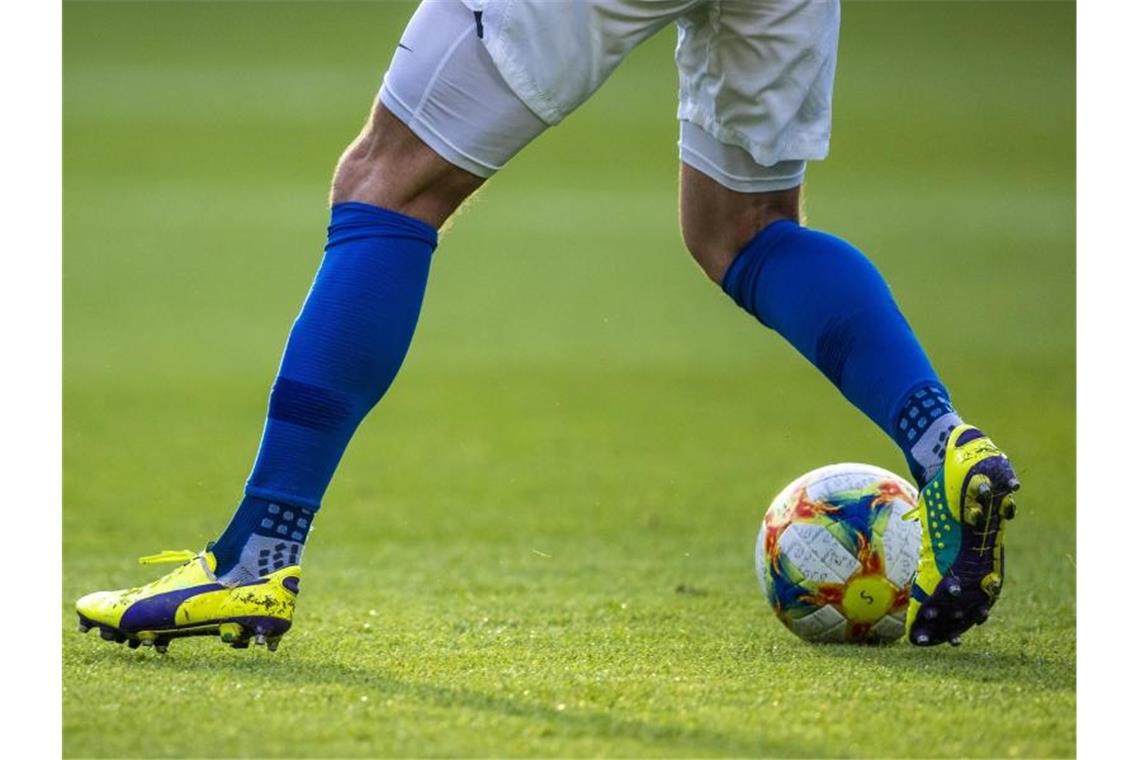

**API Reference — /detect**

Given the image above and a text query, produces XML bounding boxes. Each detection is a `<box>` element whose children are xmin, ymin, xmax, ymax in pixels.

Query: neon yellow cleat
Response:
<box><xmin>905</xmin><ymin>424</ymin><xmax>1020</xmax><ymax>646</ymax></box>
<box><xmin>75</xmin><ymin>549</ymin><xmax>300</xmax><ymax>654</ymax></box>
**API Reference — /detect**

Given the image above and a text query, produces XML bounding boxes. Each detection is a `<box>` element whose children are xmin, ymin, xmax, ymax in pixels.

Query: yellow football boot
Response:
<box><xmin>905</xmin><ymin>424</ymin><xmax>1019</xmax><ymax>646</ymax></box>
<box><xmin>75</xmin><ymin>549</ymin><xmax>300</xmax><ymax>653</ymax></box>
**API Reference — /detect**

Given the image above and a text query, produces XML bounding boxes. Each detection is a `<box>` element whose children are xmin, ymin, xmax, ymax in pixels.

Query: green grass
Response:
<box><xmin>63</xmin><ymin>1</ymin><xmax>1075</xmax><ymax>756</ymax></box>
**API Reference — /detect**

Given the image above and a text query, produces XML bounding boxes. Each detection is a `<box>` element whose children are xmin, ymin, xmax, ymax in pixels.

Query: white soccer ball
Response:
<box><xmin>756</xmin><ymin>463</ymin><xmax>921</xmax><ymax>643</ymax></box>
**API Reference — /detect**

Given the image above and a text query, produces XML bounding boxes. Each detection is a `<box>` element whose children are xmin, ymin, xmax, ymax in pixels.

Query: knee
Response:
<box><xmin>679</xmin><ymin>173</ymin><xmax>801</xmax><ymax>286</ymax></box>
<box><xmin>330</xmin><ymin>106</ymin><xmax>484</xmax><ymax>228</ymax></box>
<box><xmin>681</xmin><ymin>210</ymin><xmax>798</xmax><ymax>287</ymax></box>
<box><xmin>681</xmin><ymin>225</ymin><xmax>738</xmax><ymax>285</ymax></box>
<box><xmin>329</xmin><ymin>110</ymin><xmax>421</xmax><ymax>208</ymax></box>
<box><xmin>330</xmin><ymin>126</ymin><xmax>379</xmax><ymax>204</ymax></box>
<box><xmin>681</xmin><ymin>234</ymin><xmax>722</xmax><ymax>285</ymax></box>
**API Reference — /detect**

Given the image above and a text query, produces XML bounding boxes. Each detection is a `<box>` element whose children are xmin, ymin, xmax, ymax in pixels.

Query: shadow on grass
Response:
<box><xmin>69</xmin><ymin>645</ymin><xmax>820</xmax><ymax>758</ymax></box>
<box><xmin>801</xmin><ymin>639</ymin><xmax>1075</xmax><ymax>693</ymax></box>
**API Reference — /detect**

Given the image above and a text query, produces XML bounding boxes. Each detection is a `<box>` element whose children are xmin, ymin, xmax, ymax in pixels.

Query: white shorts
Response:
<box><xmin>379</xmin><ymin>0</ymin><xmax>839</xmax><ymax>193</ymax></box>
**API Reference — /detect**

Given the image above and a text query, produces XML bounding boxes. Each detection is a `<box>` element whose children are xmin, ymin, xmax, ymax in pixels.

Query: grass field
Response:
<box><xmin>63</xmin><ymin>1</ymin><xmax>1075</xmax><ymax>757</ymax></box>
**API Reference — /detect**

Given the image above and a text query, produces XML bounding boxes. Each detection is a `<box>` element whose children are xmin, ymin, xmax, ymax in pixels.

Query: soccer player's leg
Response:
<box><xmin>676</xmin><ymin>0</ymin><xmax>1019</xmax><ymax>647</ymax></box>
<box><xmin>75</xmin><ymin>0</ymin><xmax>538</xmax><ymax>653</ymax></box>
<box><xmin>680</xmin><ymin>166</ymin><xmax>1020</xmax><ymax>646</ymax></box>
<box><xmin>74</xmin><ymin>105</ymin><xmax>478</xmax><ymax>653</ymax></box>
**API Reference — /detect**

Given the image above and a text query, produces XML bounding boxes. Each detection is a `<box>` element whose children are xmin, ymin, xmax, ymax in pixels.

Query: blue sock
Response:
<box><xmin>210</xmin><ymin>496</ymin><xmax>314</xmax><ymax>582</ymax></box>
<box><xmin>213</xmin><ymin>202</ymin><xmax>437</xmax><ymax>580</ymax></box>
<box><xmin>721</xmin><ymin>219</ymin><xmax>961</xmax><ymax>485</ymax></box>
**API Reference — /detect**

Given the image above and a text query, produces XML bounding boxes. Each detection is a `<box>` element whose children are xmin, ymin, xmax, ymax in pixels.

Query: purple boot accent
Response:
<box><xmin>954</xmin><ymin>427</ymin><xmax>986</xmax><ymax>446</ymax></box>
<box><xmin>117</xmin><ymin>582</ymin><xmax>228</xmax><ymax>632</ymax></box>
<box><xmin>909</xmin><ymin>450</ymin><xmax>1019</xmax><ymax>646</ymax></box>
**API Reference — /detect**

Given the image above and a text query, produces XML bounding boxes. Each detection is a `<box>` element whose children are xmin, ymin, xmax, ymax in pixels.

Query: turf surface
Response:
<box><xmin>63</xmin><ymin>1</ymin><xmax>1075</xmax><ymax>756</ymax></box>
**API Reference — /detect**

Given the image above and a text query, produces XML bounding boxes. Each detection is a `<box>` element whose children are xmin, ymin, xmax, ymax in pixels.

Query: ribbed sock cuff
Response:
<box><xmin>328</xmin><ymin>202</ymin><xmax>439</xmax><ymax>249</ymax></box>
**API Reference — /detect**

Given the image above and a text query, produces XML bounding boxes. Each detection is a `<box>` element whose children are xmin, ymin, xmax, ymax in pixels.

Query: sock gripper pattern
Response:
<box><xmin>255</xmin><ymin>502</ymin><xmax>312</xmax><ymax>543</ymax></box>
<box><xmin>896</xmin><ymin>384</ymin><xmax>954</xmax><ymax>444</ymax></box>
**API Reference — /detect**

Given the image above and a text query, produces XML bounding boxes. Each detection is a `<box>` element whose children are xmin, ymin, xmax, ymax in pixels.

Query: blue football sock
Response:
<box><xmin>210</xmin><ymin>495</ymin><xmax>314</xmax><ymax>582</ymax></box>
<box><xmin>213</xmin><ymin>202</ymin><xmax>437</xmax><ymax>580</ymax></box>
<box><xmin>721</xmin><ymin>219</ymin><xmax>961</xmax><ymax>485</ymax></box>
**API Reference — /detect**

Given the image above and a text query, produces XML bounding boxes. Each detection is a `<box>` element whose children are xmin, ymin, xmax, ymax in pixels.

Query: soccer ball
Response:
<box><xmin>756</xmin><ymin>463</ymin><xmax>921</xmax><ymax>643</ymax></box>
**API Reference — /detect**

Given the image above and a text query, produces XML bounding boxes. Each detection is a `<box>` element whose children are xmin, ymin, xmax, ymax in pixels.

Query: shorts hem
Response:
<box><xmin>677</xmin><ymin>105</ymin><xmax>831</xmax><ymax>167</ymax></box>
<box><xmin>679</xmin><ymin>119</ymin><xmax>806</xmax><ymax>193</ymax></box>
<box><xmin>379</xmin><ymin>82</ymin><xmax>499</xmax><ymax>178</ymax></box>
<box><xmin>680</xmin><ymin>151</ymin><xmax>805</xmax><ymax>194</ymax></box>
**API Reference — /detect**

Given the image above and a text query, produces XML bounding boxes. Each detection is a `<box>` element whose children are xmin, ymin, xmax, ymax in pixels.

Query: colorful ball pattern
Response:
<box><xmin>756</xmin><ymin>463</ymin><xmax>921</xmax><ymax>643</ymax></box>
